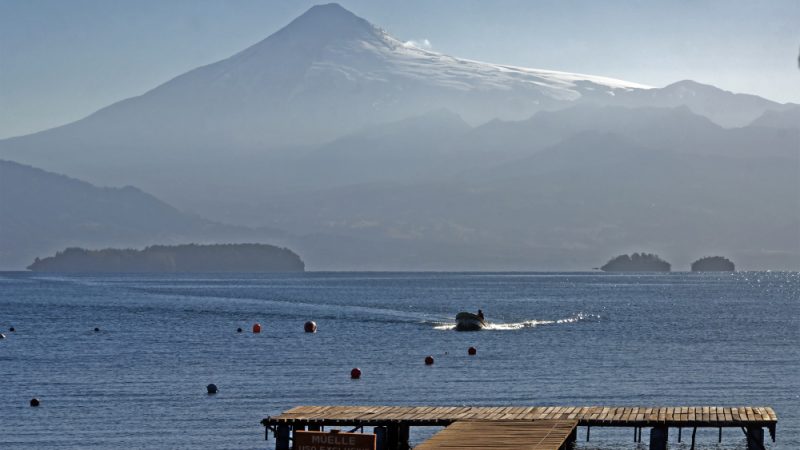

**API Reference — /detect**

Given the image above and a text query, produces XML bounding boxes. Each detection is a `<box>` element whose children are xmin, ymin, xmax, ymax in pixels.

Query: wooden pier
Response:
<box><xmin>262</xmin><ymin>405</ymin><xmax>777</xmax><ymax>450</ymax></box>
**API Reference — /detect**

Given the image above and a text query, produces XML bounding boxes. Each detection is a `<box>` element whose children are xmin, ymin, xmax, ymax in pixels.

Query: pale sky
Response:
<box><xmin>1</xmin><ymin>0</ymin><xmax>798</xmax><ymax>139</ymax></box>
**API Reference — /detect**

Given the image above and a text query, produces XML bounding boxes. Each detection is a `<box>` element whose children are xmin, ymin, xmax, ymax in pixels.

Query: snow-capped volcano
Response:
<box><xmin>1</xmin><ymin>3</ymin><xmax>650</xmax><ymax>158</ymax></box>
<box><xmin>201</xmin><ymin>3</ymin><xmax>649</xmax><ymax>124</ymax></box>
<box><xmin>228</xmin><ymin>3</ymin><xmax>649</xmax><ymax>98</ymax></box>
<box><xmin>0</xmin><ymin>3</ymin><xmax>787</xmax><ymax>183</ymax></box>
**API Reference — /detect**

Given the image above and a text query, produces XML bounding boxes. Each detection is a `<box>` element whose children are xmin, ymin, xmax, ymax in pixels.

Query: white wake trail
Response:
<box><xmin>432</xmin><ymin>312</ymin><xmax>599</xmax><ymax>331</ymax></box>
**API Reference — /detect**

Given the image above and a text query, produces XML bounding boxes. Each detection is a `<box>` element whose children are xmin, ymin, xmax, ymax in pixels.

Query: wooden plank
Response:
<box><xmin>520</xmin><ymin>406</ymin><xmax>538</xmax><ymax>420</ymax></box>
<box><xmin>414</xmin><ymin>420</ymin><xmax>579</xmax><ymax>450</ymax></box>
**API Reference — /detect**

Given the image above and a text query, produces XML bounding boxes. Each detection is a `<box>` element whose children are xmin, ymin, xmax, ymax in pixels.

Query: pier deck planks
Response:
<box><xmin>414</xmin><ymin>420</ymin><xmax>578</xmax><ymax>450</ymax></box>
<box><xmin>264</xmin><ymin>405</ymin><xmax>777</xmax><ymax>430</ymax></box>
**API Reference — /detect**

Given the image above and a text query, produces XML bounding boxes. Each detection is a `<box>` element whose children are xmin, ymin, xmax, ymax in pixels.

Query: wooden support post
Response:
<box><xmin>746</xmin><ymin>426</ymin><xmax>765</xmax><ymax>450</ymax></box>
<box><xmin>719</xmin><ymin>427</ymin><xmax>722</xmax><ymax>442</ymax></box>
<box><xmin>586</xmin><ymin>426</ymin><xmax>590</xmax><ymax>441</ymax></box>
<box><xmin>678</xmin><ymin>427</ymin><xmax>682</xmax><ymax>442</ymax></box>
<box><xmin>398</xmin><ymin>425</ymin><xmax>410</xmax><ymax>450</ymax></box>
<box><xmin>387</xmin><ymin>424</ymin><xmax>399</xmax><ymax>450</ymax></box>
<box><xmin>275</xmin><ymin>424</ymin><xmax>290</xmax><ymax>450</ymax></box>
<box><xmin>374</xmin><ymin>427</ymin><xmax>387</xmax><ymax>450</ymax></box>
<box><xmin>690</xmin><ymin>427</ymin><xmax>697</xmax><ymax>450</ymax></box>
<box><xmin>649</xmin><ymin>426</ymin><xmax>668</xmax><ymax>450</ymax></box>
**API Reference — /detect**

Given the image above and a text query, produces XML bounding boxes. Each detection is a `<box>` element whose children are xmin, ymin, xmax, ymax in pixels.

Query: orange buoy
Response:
<box><xmin>425</xmin><ymin>355</ymin><xmax>434</xmax><ymax>365</ymax></box>
<box><xmin>468</xmin><ymin>346</ymin><xmax>477</xmax><ymax>356</ymax></box>
<box><xmin>304</xmin><ymin>321</ymin><xmax>317</xmax><ymax>333</ymax></box>
<box><xmin>350</xmin><ymin>368</ymin><xmax>362</xmax><ymax>379</ymax></box>
<box><xmin>252</xmin><ymin>323</ymin><xmax>262</xmax><ymax>333</ymax></box>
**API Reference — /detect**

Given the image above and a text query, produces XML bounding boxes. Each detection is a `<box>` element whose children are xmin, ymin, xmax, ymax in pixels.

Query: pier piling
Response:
<box><xmin>649</xmin><ymin>425</ymin><xmax>668</xmax><ymax>450</ymax></box>
<box><xmin>745</xmin><ymin>426</ymin><xmax>765</xmax><ymax>450</ymax></box>
<box><xmin>374</xmin><ymin>426</ymin><xmax>387</xmax><ymax>450</ymax></box>
<box><xmin>275</xmin><ymin>424</ymin><xmax>289</xmax><ymax>450</ymax></box>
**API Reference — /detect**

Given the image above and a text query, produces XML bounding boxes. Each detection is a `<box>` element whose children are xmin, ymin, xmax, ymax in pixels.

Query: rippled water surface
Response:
<box><xmin>0</xmin><ymin>272</ymin><xmax>797</xmax><ymax>449</ymax></box>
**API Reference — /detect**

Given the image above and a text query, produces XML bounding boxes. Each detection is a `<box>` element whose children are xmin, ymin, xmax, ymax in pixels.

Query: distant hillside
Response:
<box><xmin>748</xmin><ymin>106</ymin><xmax>800</xmax><ymax>130</ymax></box>
<box><xmin>254</xmin><ymin>132</ymin><xmax>800</xmax><ymax>270</ymax></box>
<box><xmin>28</xmin><ymin>244</ymin><xmax>304</xmax><ymax>273</ymax></box>
<box><xmin>0</xmin><ymin>160</ymin><xmax>286</xmax><ymax>270</ymax></box>
<box><xmin>606</xmin><ymin>80</ymin><xmax>791</xmax><ymax>128</ymax></box>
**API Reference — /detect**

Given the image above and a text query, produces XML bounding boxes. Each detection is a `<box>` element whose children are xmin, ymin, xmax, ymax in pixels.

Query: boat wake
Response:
<box><xmin>431</xmin><ymin>312</ymin><xmax>599</xmax><ymax>331</ymax></box>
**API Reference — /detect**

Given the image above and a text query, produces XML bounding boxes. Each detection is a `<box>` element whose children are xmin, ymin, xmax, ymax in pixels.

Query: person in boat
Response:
<box><xmin>477</xmin><ymin>309</ymin><xmax>484</xmax><ymax>321</ymax></box>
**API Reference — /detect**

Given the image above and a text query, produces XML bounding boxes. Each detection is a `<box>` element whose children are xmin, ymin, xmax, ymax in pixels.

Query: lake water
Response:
<box><xmin>0</xmin><ymin>272</ymin><xmax>797</xmax><ymax>449</ymax></box>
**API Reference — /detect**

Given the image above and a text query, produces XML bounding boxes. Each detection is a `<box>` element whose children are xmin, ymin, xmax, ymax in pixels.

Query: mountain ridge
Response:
<box><xmin>0</xmin><ymin>160</ymin><xmax>288</xmax><ymax>270</ymax></box>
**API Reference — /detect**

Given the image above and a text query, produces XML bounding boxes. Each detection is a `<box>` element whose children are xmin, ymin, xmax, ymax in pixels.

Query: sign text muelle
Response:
<box><xmin>293</xmin><ymin>430</ymin><xmax>376</xmax><ymax>450</ymax></box>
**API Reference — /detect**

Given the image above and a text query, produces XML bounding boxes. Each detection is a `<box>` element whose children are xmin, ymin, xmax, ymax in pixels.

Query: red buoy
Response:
<box><xmin>468</xmin><ymin>346</ymin><xmax>477</xmax><ymax>356</ymax></box>
<box><xmin>350</xmin><ymin>368</ymin><xmax>362</xmax><ymax>379</ymax></box>
<box><xmin>304</xmin><ymin>321</ymin><xmax>317</xmax><ymax>333</ymax></box>
<box><xmin>425</xmin><ymin>355</ymin><xmax>434</xmax><ymax>365</ymax></box>
<box><xmin>252</xmin><ymin>323</ymin><xmax>262</xmax><ymax>333</ymax></box>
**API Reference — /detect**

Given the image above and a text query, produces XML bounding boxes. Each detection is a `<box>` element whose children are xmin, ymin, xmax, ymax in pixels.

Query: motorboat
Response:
<box><xmin>455</xmin><ymin>312</ymin><xmax>486</xmax><ymax>331</ymax></box>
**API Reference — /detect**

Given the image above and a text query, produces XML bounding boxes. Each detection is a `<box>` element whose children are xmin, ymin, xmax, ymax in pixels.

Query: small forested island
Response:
<box><xmin>691</xmin><ymin>256</ymin><xmax>735</xmax><ymax>272</ymax></box>
<box><xmin>28</xmin><ymin>244</ymin><xmax>305</xmax><ymax>273</ymax></box>
<box><xmin>600</xmin><ymin>253</ymin><xmax>671</xmax><ymax>272</ymax></box>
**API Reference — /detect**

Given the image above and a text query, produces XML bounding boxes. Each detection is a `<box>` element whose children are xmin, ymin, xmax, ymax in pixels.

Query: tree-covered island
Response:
<box><xmin>28</xmin><ymin>244</ymin><xmax>305</xmax><ymax>273</ymax></box>
<box><xmin>691</xmin><ymin>256</ymin><xmax>735</xmax><ymax>272</ymax></box>
<box><xmin>600</xmin><ymin>253</ymin><xmax>671</xmax><ymax>272</ymax></box>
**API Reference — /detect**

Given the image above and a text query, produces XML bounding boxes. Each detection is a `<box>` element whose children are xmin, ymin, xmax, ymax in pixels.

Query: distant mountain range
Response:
<box><xmin>1</xmin><ymin>3</ymin><xmax>797</xmax><ymax>270</ymax></box>
<box><xmin>0</xmin><ymin>160</ymin><xmax>286</xmax><ymax>270</ymax></box>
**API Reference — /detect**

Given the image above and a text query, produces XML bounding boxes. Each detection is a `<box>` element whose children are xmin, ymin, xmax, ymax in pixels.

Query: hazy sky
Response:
<box><xmin>1</xmin><ymin>0</ymin><xmax>798</xmax><ymax>139</ymax></box>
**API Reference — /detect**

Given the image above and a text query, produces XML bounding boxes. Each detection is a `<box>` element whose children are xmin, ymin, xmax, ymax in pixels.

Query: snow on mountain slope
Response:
<box><xmin>0</xmin><ymin>3</ymin><xmax>789</xmax><ymax>202</ymax></box>
<box><xmin>189</xmin><ymin>3</ymin><xmax>647</xmax><ymax>99</ymax></box>
<box><xmin>0</xmin><ymin>4</ymin><xmax>647</xmax><ymax>155</ymax></box>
